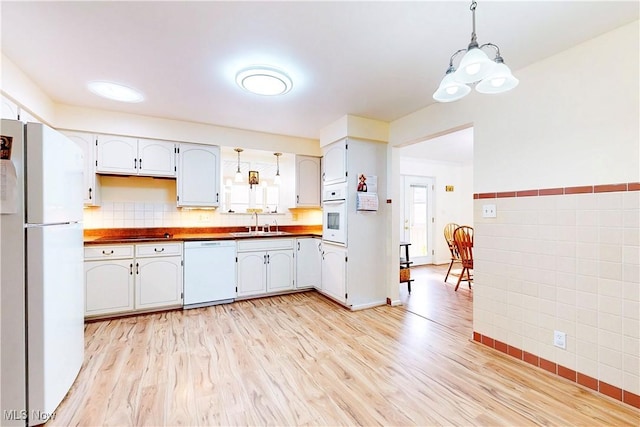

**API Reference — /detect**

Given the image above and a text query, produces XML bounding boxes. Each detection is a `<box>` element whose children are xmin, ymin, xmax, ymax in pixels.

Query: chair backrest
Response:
<box><xmin>444</xmin><ymin>223</ymin><xmax>460</xmax><ymax>258</ymax></box>
<box><xmin>453</xmin><ymin>226</ymin><xmax>474</xmax><ymax>268</ymax></box>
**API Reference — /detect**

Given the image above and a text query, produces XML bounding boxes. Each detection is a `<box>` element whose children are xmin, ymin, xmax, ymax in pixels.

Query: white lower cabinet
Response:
<box><xmin>84</xmin><ymin>242</ymin><xmax>183</xmax><ymax>318</ymax></box>
<box><xmin>321</xmin><ymin>243</ymin><xmax>347</xmax><ymax>303</ymax></box>
<box><xmin>236</xmin><ymin>239</ymin><xmax>294</xmax><ymax>298</ymax></box>
<box><xmin>296</xmin><ymin>237</ymin><xmax>321</xmax><ymax>289</ymax></box>
<box><xmin>84</xmin><ymin>258</ymin><xmax>135</xmax><ymax>316</ymax></box>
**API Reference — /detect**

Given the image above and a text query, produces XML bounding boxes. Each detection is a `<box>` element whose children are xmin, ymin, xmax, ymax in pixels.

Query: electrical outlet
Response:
<box><xmin>553</xmin><ymin>330</ymin><xmax>566</xmax><ymax>349</ymax></box>
<box><xmin>482</xmin><ymin>204</ymin><xmax>497</xmax><ymax>218</ymax></box>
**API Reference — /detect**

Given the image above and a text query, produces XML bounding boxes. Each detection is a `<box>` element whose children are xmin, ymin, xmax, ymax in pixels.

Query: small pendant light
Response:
<box><xmin>234</xmin><ymin>148</ymin><xmax>243</xmax><ymax>183</ymax></box>
<box><xmin>273</xmin><ymin>152</ymin><xmax>282</xmax><ymax>186</ymax></box>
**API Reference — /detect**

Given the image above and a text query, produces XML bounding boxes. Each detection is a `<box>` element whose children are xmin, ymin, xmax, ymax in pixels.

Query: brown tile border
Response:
<box><xmin>594</xmin><ymin>183</ymin><xmax>628</xmax><ymax>193</ymax></box>
<box><xmin>516</xmin><ymin>189</ymin><xmax>539</xmax><ymax>197</ymax></box>
<box><xmin>473</xmin><ymin>331</ymin><xmax>640</xmax><ymax>410</ymax></box>
<box><xmin>600</xmin><ymin>381</ymin><xmax>623</xmax><ymax>401</ymax></box>
<box><xmin>564</xmin><ymin>185</ymin><xmax>593</xmax><ymax>195</ymax></box>
<box><xmin>474</xmin><ymin>182</ymin><xmax>639</xmax><ymax>199</ymax></box>
<box><xmin>478</xmin><ymin>192</ymin><xmax>497</xmax><ymax>199</ymax></box>
<box><xmin>539</xmin><ymin>188</ymin><xmax>563</xmax><ymax>196</ymax></box>
<box><xmin>558</xmin><ymin>365</ymin><xmax>576</xmax><ymax>382</ymax></box>
<box><xmin>577</xmin><ymin>373</ymin><xmax>598</xmax><ymax>391</ymax></box>
<box><xmin>623</xmin><ymin>390</ymin><xmax>640</xmax><ymax>408</ymax></box>
<box><xmin>494</xmin><ymin>340</ymin><xmax>508</xmax><ymax>354</ymax></box>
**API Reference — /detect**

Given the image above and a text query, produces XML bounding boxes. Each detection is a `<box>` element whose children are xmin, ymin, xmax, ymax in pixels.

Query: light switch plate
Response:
<box><xmin>482</xmin><ymin>204</ymin><xmax>497</xmax><ymax>218</ymax></box>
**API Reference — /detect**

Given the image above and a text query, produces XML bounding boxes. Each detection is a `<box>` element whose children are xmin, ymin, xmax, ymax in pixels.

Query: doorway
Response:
<box><xmin>401</xmin><ymin>175</ymin><xmax>434</xmax><ymax>265</ymax></box>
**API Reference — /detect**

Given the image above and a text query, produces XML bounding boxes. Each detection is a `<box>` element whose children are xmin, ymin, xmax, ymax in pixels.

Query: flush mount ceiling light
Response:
<box><xmin>433</xmin><ymin>1</ymin><xmax>519</xmax><ymax>102</ymax></box>
<box><xmin>87</xmin><ymin>81</ymin><xmax>144</xmax><ymax>103</ymax></box>
<box><xmin>236</xmin><ymin>66</ymin><xmax>292</xmax><ymax>96</ymax></box>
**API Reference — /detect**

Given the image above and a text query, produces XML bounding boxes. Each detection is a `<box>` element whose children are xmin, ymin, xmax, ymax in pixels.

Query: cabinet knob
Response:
<box><xmin>139</xmin><ymin>158</ymin><xmax>143</xmax><ymax>169</ymax></box>
<box><xmin>102</xmin><ymin>250</ymin><xmax>114</xmax><ymax>255</ymax></box>
<box><xmin>129</xmin><ymin>263</ymin><xmax>133</xmax><ymax>275</ymax></box>
<box><xmin>89</xmin><ymin>188</ymin><xmax>92</xmax><ymax>200</ymax></box>
<box><xmin>154</xmin><ymin>247</ymin><xmax>165</xmax><ymax>253</ymax></box>
<box><xmin>134</xmin><ymin>158</ymin><xmax>137</xmax><ymax>169</ymax></box>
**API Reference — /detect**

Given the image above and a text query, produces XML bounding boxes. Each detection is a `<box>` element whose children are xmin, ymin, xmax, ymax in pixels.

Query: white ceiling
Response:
<box><xmin>401</xmin><ymin>127</ymin><xmax>474</xmax><ymax>164</ymax></box>
<box><xmin>1</xmin><ymin>1</ymin><xmax>638</xmax><ymax>141</ymax></box>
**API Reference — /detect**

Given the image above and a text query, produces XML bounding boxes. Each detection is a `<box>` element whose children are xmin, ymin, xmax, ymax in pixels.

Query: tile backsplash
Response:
<box><xmin>83</xmin><ymin>202</ymin><xmax>321</xmax><ymax>229</ymax></box>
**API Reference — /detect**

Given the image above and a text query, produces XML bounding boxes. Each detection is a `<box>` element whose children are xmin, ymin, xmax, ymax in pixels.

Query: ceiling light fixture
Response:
<box><xmin>236</xmin><ymin>66</ymin><xmax>292</xmax><ymax>96</ymax></box>
<box><xmin>234</xmin><ymin>148</ymin><xmax>244</xmax><ymax>182</ymax></box>
<box><xmin>87</xmin><ymin>81</ymin><xmax>144</xmax><ymax>103</ymax></box>
<box><xmin>273</xmin><ymin>152</ymin><xmax>282</xmax><ymax>186</ymax></box>
<box><xmin>433</xmin><ymin>1</ymin><xmax>519</xmax><ymax>102</ymax></box>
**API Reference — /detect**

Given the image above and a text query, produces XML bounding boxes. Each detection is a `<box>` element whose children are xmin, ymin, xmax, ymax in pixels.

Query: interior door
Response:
<box><xmin>401</xmin><ymin>175</ymin><xmax>434</xmax><ymax>265</ymax></box>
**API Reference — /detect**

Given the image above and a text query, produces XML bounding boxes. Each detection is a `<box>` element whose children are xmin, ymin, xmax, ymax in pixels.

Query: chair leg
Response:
<box><xmin>468</xmin><ymin>269</ymin><xmax>472</xmax><ymax>289</ymax></box>
<box><xmin>455</xmin><ymin>267</ymin><xmax>466</xmax><ymax>291</ymax></box>
<box><xmin>444</xmin><ymin>259</ymin><xmax>455</xmax><ymax>281</ymax></box>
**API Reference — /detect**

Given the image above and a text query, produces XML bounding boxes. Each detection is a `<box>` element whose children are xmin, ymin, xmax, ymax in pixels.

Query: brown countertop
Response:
<box><xmin>84</xmin><ymin>226</ymin><xmax>322</xmax><ymax>245</ymax></box>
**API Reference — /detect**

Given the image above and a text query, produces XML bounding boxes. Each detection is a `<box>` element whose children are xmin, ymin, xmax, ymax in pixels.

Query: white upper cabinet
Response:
<box><xmin>96</xmin><ymin>135</ymin><xmax>175</xmax><ymax>177</ymax></box>
<box><xmin>295</xmin><ymin>155</ymin><xmax>321</xmax><ymax>207</ymax></box>
<box><xmin>137</xmin><ymin>139</ymin><xmax>176</xmax><ymax>177</ymax></box>
<box><xmin>177</xmin><ymin>143</ymin><xmax>220</xmax><ymax>207</ymax></box>
<box><xmin>322</xmin><ymin>139</ymin><xmax>347</xmax><ymax>185</ymax></box>
<box><xmin>62</xmin><ymin>131</ymin><xmax>100</xmax><ymax>206</ymax></box>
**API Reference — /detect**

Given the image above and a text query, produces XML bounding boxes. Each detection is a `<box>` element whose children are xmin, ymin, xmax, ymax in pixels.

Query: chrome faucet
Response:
<box><xmin>272</xmin><ymin>218</ymin><xmax>278</xmax><ymax>233</ymax></box>
<box><xmin>251</xmin><ymin>212</ymin><xmax>258</xmax><ymax>233</ymax></box>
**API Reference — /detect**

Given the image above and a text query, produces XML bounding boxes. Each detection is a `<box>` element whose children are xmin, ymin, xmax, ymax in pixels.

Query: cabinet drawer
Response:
<box><xmin>135</xmin><ymin>242</ymin><xmax>183</xmax><ymax>257</ymax></box>
<box><xmin>237</xmin><ymin>238</ymin><xmax>294</xmax><ymax>252</ymax></box>
<box><xmin>84</xmin><ymin>245</ymin><xmax>134</xmax><ymax>260</ymax></box>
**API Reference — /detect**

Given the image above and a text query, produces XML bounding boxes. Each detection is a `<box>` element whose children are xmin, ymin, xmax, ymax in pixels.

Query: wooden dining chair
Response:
<box><xmin>453</xmin><ymin>226</ymin><xmax>473</xmax><ymax>291</ymax></box>
<box><xmin>443</xmin><ymin>223</ymin><xmax>460</xmax><ymax>282</ymax></box>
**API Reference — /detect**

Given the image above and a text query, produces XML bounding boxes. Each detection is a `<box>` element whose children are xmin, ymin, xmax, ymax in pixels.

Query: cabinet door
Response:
<box><xmin>138</xmin><ymin>139</ymin><xmax>176</xmax><ymax>177</ymax></box>
<box><xmin>266</xmin><ymin>250</ymin><xmax>294</xmax><ymax>292</ymax></box>
<box><xmin>321</xmin><ymin>245</ymin><xmax>347</xmax><ymax>303</ymax></box>
<box><xmin>177</xmin><ymin>143</ymin><xmax>220</xmax><ymax>207</ymax></box>
<box><xmin>84</xmin><ymin>259</ymin><xmax>134</xmax><ymax>316</ymax></box>
<box><xmin>64</xmin><ymin>132</ymin><xmax>100</xmax><ymax>206</ymax></box>
<box><xmin>135</xmin><ymin>256</ymin><xmax>183</xmax><ymax>310</ymax></box>
<box><xmin>296</xmin><ymin>238</ymin><xmax>321</xmax><ymax>289</ymax></box>
<box><xmin>237</xmin><ymin>252</ymin><xmax>267</xmax><ymax>297</ymax></box>
<box><xmin>96</xmin><ymin>135</ymin><xmax>138</xmax><ymax>175</ymax></box>
<box><xmin>322</xmin><ymin>139</ymin><xmax>347</xmax><ymax>185</ymax></box>
<box><xmin>295</xmin><ymin>155</ymin><xmax>321</xmax><ymax>207</ymax></box>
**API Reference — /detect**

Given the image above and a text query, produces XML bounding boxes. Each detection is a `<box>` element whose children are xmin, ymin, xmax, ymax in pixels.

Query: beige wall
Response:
<box><xmin>389</xmin><ymin>20</ymin><xmax>639</xmax><ymax>395</ymax></box>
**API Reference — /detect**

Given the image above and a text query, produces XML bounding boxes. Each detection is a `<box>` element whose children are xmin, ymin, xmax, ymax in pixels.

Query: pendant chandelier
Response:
<box><xmin>433</xmin><ymin>1</ymin><xmax>519</xmax><ymax>103</ymax></box>
<box><xmin>234</xmin><ymin>148</ymin><xmax>243</xmax><ymax>182</ymax></box>
<box><xmin>273</xmin><ymin>152</ymin><xmax>282</xmax><ymax>186</ymax></box>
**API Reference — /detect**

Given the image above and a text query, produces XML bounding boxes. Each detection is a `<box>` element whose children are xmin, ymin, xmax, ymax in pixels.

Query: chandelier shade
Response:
<box><xmin>455</xmin><ymin>47</ymin><xmax>496</xmax><ymax>83</ymax></box>
<box><xmin>475</xmin><ymin>61</ymin><xmax>519</xmax><ymax>94</ymax></box>
<box><xmin>432</xmin><ymin>71</ymin><xmax>472</xmax><ymax>102</ymax></box>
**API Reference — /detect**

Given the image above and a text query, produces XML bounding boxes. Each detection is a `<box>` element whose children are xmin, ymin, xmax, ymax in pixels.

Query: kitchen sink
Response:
<box><xmin>230</xmin><ymin>231</ymin><xmax>291</xmax><ymax>237</ymax></box>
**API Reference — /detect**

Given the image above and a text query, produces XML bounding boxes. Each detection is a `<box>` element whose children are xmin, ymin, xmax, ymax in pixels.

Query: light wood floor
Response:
<box><xmin>49</xmin><ymin>267</ymin><xmax>639</xmax><ymax>426</ymax></box>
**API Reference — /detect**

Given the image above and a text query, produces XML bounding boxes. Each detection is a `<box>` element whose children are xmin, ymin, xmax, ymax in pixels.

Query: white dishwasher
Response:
<box><xmin>183</xmin><ymin>240</ymin><xmax>236</xmax><ymax>309</ymax></box>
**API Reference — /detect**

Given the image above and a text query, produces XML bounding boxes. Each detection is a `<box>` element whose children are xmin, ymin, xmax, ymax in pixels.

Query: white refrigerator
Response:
<box><xmin>1</xmin><ymin>119</ymin><xmax>85</xmax><ymax>426</ymax></box>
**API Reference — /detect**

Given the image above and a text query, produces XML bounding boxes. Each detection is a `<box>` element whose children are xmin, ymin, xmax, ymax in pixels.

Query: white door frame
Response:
<box><xmin>401</xmin><ymin>175</ymin><xmax>435</xmax><ymax>265</ymax></box>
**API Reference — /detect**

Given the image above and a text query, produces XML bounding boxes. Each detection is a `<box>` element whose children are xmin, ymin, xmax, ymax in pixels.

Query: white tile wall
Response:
<box><xmin>83</xmin><ymin>202</ymin><xmax>322</xmax><ymax>229</ymax></box>
<box><xmin>474</xmin><ymin>190</ymin><xmax>640</xmax><ymax>394</ymax></box>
